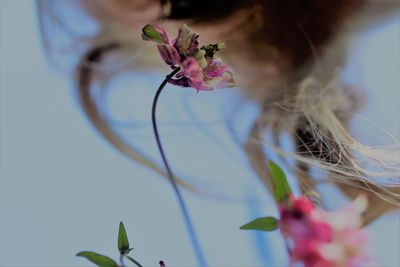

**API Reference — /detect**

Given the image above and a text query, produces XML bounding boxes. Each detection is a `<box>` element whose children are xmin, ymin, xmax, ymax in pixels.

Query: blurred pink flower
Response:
<box><xmin>279</xmin><ymin>195</ymin><xmax>373</xmax><ymax>267</ymax></box>
<box><xmin>142</xmin><ymin>24</ymin><xmax>234</xmax><ymax>91</ymax></box>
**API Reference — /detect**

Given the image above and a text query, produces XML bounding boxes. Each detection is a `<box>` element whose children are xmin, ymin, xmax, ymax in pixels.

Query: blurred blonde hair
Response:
<box><xmin>37</xmin><ymin>0</ymin><xmax>400</xmax><ymax>224</ymax></box>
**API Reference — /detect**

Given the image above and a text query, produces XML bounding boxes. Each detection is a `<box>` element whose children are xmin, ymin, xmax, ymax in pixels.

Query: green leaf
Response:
<box><xmin>76</xmin><ymin>251</ymin><xmax>118</xmax><ymax>267</ymax></box>
<box><xmin>268</xmin><ymin>161</ymin><xmax>292</xmax><ymax>203</ymax></box>
<box><xmin>240</xmin><ymin>217</ymin><xmax>279</xmax><ymax>231</ymax></box>
<box><xmin>118</xmin><ymin>221</ymin><xmax>131</xmax><ymax>255</ymax></box>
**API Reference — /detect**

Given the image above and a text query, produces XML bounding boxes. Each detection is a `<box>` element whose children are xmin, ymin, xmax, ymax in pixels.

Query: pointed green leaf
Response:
<box><xmin>240</xmin><ymin>217</ymin><xmax>279</xmax><ymax>231</ymax></box>
<box><xmin>268</xmin><ymin>161</ymin><xmax>292</xmax><ymax>203</ymax></box>
<box><xmin>76</xmin><ymin>251</ymin><xmax>118</xmax><ymax>267</ymax></box>
<box><xmin>118</xmin><ymin>222</ymin><xmax>130</xmax><ymax>255</ymax></box>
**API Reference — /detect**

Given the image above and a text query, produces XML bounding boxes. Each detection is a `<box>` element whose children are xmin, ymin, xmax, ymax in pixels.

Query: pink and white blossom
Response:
<box><xmin>279</xmin><ymin>195</ymin><xmax>373</xmax><ymax>267</ymax></box>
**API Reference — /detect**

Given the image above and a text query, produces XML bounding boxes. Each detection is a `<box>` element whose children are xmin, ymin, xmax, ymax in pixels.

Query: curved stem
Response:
<box><xmin>152</xmin><ymin>68</ymin><xmax>208</xmax><ymax>267</ymax></box>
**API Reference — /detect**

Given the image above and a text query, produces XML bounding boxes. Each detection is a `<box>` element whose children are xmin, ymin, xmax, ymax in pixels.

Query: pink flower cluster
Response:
<box><xmin>142</xmin><ymin>24</ymin><xmax>235</xmax><ymax>91</ymax></box>
<box><xmin>279</xmin><ymin>195</ymin><xmax>372</xmax><ymax>267</ymax></box>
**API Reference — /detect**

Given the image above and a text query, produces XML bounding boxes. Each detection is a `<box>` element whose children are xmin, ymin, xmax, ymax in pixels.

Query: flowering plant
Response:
<box><xmin>240</xmin><ymin>162</ymin><xmax>373</xmax><ymax>267</ymax></box>
<box><xmin>142</xmin><ymin>24</ymin><xmax>234</xmax><ymax>91</ymax></box>
<box><xmin>77</xmin><ymin>24</ymin><xmax>235</xmax><ymax>267</ymax></box>
<box><xmin>77</xmin><ymin>222</ymin><xmax>146</xmax><ymax>267</ymax></box>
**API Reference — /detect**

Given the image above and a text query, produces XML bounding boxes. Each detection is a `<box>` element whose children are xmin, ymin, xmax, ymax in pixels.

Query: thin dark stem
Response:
<box><xmin>126</xmin><ymin>255</ymin><xmax>143</xmax><ymax>267</ymax></box>
<box><xmin>152</xmin><ymin>67</ymin><xmax>208</xmax><ymax>267</ymax></box>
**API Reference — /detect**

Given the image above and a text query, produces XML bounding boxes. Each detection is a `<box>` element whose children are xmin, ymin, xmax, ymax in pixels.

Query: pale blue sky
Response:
<box><xmin>1</xmin><ymin>1</ymin><xmax>399</xmax><ymax>267</ymax></box>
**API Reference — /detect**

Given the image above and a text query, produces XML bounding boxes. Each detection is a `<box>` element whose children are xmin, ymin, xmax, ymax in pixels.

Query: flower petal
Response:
<box><xmin>156</xmin><ymin>44</ymin><xmax>180</xmax><ymax>66</ymax></box>
<box><xmin>203</xmin><ymin>59</ymin><xmax>235</xmax><ymax>89</ymax></box>
<box><xmin>174</xmin><ymin>24</ymin><xmax>199</xmax><ymax>55</ymax></box>
<box><xmin>167</xmin><ymin>58</ymin><xmax>212</xmax><ymax>91</ymax></box>
<box><xmin>193</xmin><ymin>49</ymin><xmax>207</xmax><ymax>68</ymax></box>
<box><xmin>142</xmin><ymin>24</ymin><xmax>169</xmax><ymax>44</ymax></box>
<box><xmin>182</xmin><ymin>57</ymin><xmax>207</xmax><ymax>90</ymax></box>
<box><xmin>203</xmin><ymin>59</ymin><xmax>229</xmax><ymax>77</ymax></box>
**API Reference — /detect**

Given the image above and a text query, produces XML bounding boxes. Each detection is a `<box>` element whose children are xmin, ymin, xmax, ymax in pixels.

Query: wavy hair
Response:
<box><xmin>37</xmin><ymin>0</ymin><xmax>400</xmax><ymax>225</ymax></box>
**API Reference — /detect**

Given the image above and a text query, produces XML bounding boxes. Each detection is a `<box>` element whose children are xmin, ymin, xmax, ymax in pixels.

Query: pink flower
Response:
<box><xmin>142</xmin><ymin>24</ymin><xmax>235</xmax><ymax>91</ymax></box>
<box><xmin>279</xmin><ymin>195</ymin><xmax>373</xmax><ymax>267</ymax></box>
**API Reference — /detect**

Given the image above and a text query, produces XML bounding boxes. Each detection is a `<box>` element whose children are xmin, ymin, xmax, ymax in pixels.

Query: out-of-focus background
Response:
<box><xmin>1</xmin><ymin>1</ymin><xmax>399</xmax><ymax>266</ymax></box>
